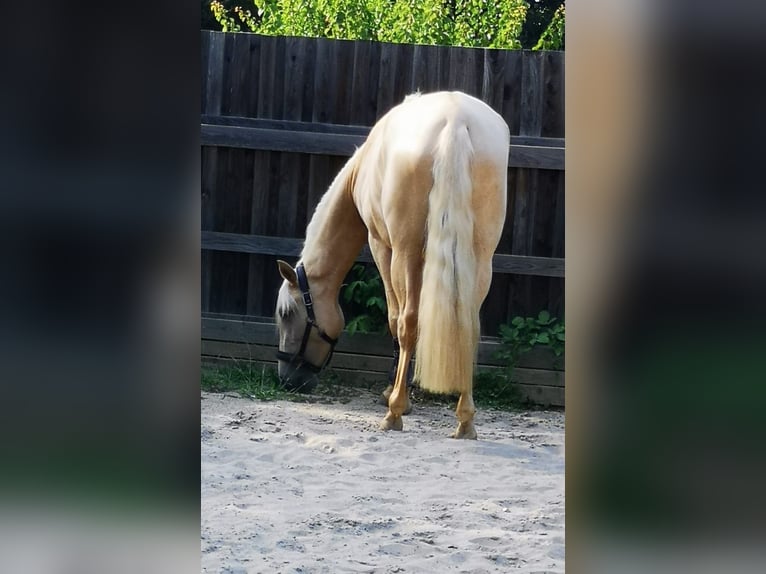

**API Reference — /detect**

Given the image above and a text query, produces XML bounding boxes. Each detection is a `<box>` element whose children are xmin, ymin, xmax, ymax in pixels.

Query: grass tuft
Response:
<box><xmin>201</xmin><ymin>362</ymin><xmax>291</xmax><ymax>401</ymax></box>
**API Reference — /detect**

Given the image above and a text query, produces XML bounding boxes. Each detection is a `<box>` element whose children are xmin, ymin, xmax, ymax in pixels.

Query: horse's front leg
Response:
<box><xmin>380</xmin><ymin>335</ymin><xmax>414</xmax><ymax>431</ymax></box>
<box><xmin>368</xmin><ymin>237</ymin><xmax>413</xmax><ymax>415</ymax></box>
<box><xmin>379</xmin><ymin>338</ymin><xmax>413</xmax><ymax>414</ymax></box>
<box><xmin>380</xmin><ymin>299</ymin><xmax>418</xmax><ymax>431</ymax></box>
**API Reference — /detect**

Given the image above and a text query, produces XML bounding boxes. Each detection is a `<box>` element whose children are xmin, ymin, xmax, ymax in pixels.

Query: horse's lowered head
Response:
<box><xmin>274</xmin><ymin>260</ymin><xmax>343</xmax><ymax>393</ymax></box>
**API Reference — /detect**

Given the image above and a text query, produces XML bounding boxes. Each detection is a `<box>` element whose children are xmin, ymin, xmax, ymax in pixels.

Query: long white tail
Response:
<box><xmin>414</xmin><ymin>122</ymin><xmax>479</xmax><ymax>395</ymax></box>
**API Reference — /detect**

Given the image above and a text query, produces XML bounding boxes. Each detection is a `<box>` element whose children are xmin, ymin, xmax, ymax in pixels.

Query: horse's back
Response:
<box><xmin>379</xmin><ymin>91</ymin><xmax>508</xmax><ymax>163</ymax></box>
<box><xmin>354</xmin><ymin>91</ymin><xmax>509</xmax><ymax>248</ymax></box>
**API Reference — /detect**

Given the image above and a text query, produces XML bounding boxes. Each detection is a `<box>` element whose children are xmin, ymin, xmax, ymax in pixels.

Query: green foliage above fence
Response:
<box><xmin>533</xmin><ymin>3</ymin><xmax>565</xmax><ymax>50</ymax></box>
<box><xmin>209</xmin><ymin>0</ymin><xmax>565</xmax><ymax>50</ymax></box>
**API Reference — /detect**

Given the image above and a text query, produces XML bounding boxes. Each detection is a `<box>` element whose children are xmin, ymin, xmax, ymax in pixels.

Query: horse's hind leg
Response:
<box><xmin>451</xmin><ymin>257</ymin><xmax>494</xmax><ymax>440</ymax></box>
<box><xmin>453</xmin><ymin>393</ymin><xmax>477</xmax><ymax>439</ymax></box>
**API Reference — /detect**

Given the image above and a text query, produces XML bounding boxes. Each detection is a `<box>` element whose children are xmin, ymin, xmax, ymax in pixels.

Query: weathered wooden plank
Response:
<box><xmin>482</xmin><ymin>48</ymin><xmax>506</xmax><ymax>114</ymax></box>
<box><xmin>514</xmin><ymin>383</ymin><xmax>563</xmax><ymax>407</ymax></box>
<box><xmin>203</xmin><ymin>311</ymin><xmax>273</xmax><ymax>322</ymax></box>
<box><xmin>278</xmin><ymin>38</ymin><xmax>309</xmax><ymax>243</ymax></box>
<box><xmin>202</xmin><ymin>317</ymin><xmax>391</xmax><ymax>354</ymax></box>
<box><xmin>350</xmin><ymin>40</ymin><xmax>375</xmax><ymax>124</ymax></box>
<box><xmin>296</xmin><ymin>149</ymin><xmax>313</xmax><ymax>234</ymax></box>
<box><xmin>246</xmin><ymin>149</ymin><xmax>272</xmax><ymax>316</ymax></box>
<box><xmin>282</xmin><ymin>36</ymin><xmax>306</xmax><ymax>121</ymax></box>
<box><xmin>376</xmin><ymin>42</ymin><xmax>397</xmax><ymax>120</ymax></box>
<box><xmin>202</xmin><ymin>316</ymin><xmax>277</xmax><ymax>343</ymax></box>
<box><xmin>204</xmin><ymin>32</ymin><xmax>225</xmax><ymax>116</ymax></box>
<box><xmin>213</xmin><ymin>149</ymin><xmax>253</xmax><ymax>234</ymax></box>
<box><xmin>513</xmin><ymin>51</ymin><xmax>546</xmax><ymax>316</ymax></box>
<box><xmin>520</xmin><ymin>50</ymin><xmax>544</xmax><ymax>136</ymax></box>
<box><xmin>246</xmin><ymin>34</ymin><xmax>261</xmax><ymax>117</ymax></box>
<box><xmin>203</xmin><ymin>232</ymin><xmax>302</xmax><ymax>258</ymax></box>
<box><xmin>207</xmin><ymin>251</ymin><xmax>249</xmax><ymax>314</ymax></box>
<box><xmin>201</xmin><ymin>116</ymin><xmax>564</xmax><ymax>147</ymax></box>
<box><xmin>202</xmin><ymin>318</ymin><xmax>564</xmax><ymax>371</ymax></box>
<box><xmin>203</xmin><ymin>339</ymin><xmax>272</xmax><ymax>361</ymax></box>
<box><xmin>201</xmin><ymin>124</ymin><xmax>362</xmax><ymax>156</ymax></box>
<box><xmin>219</xmin><ymin>32</ymin><xmax>236</xmax><ymax>115</ymax></box>
<box><xmin>500</xmin><ymin>50</ymin><xmax>523</xmax><ymax>135</ymax></box>
<box><xmin>201</xmin><ymin>124</ymin><xmax>564</xmax><ymax>169</ymax></box>
<box><xmin>511</xmin><ymin>168</ymin><xmax>530</xmax><ymax>256</ymax></box>
<box><xmin>481</xmin><ymin>161</ymin><xmax>517</xmax><ymax>335</ymax></box>
<box><xmin>491</xmin><ymin>253</ymin><xmax>564</xmax><ymax>277</ymax></box>
<box><xmin>333</xmin><ymin>38</ymin><xmax>355</xmax><ymax>124</ymax></box>
<box><xmin>410</xmin><ymin>43</ymin><xmax>427</xmax><ymax>93</ymax></box>
<box><xmin>311</xmin><ymin>38</ymin><xmax>334</xmax><ymax>123</ymax></box>
<box><xmin>230</xmin><ymin>147</ymin><xmax>257</xmax><ymax>315</ymax></box>
<box><xmin>202</xmin><ymin>231</ymin><xmax>564</xmax><ymax>277</ymax></box>
<box><xmin>436</xmin><ymin>44</ymin><xmax>452</xmax><ymax>91</ymax></box>
<box><xmin>477</xmin><ymin>363</ymin><xmax>564</xmax><ymax>387</ymax></box>
<box><xmin>542</xmin><ymin>51</ymin><xmax>565</xmax><ymax>138</ymax></box>
<box><xmin>300</xmin><ymin>37</ymin><xmax>318</xmax><ymax>122</ymax></box>
<box><xmin>203</xmin><ymin>340</ymin><xmax>394</xmax><ymax>372</ymax></box>
<box><xmin>477</xmin><ymin>341</ymin><xmax>565</xmax><ymax>371</ymax></box>
<box><xmin>449</xmin><ymin>45</ymin><xmax>483</xmax><ymax>98</ymax></box>
<box><xmin>201</xmin><ymin>31</ymin><xmax>210</xmax><ymax>113</ymax></box>
<box><xmin>224</xmin><ymin>32</ymin><xmax>253</xmax><ymax>116</ymax></box>
<box><xmin>256</xmin><ymin>35</ymin><xmax>285</xmax><ymax>119</ymax></box>
<box><xmin>547</xmin><ymin>172</ymin><xmax>566</xmax><ymax>317</ymax></box>
<box><xmin>509</xmin><ymin>146</ymin><xmax>564</xmax><ymax>170</ymax></box>
<box><xmin>207</xmin><ymin>116</ymin><xmax>253</xmax><ymax>314</ymax></box>
<box><xmin>201</xmin><ymin>116</ymin><xmax>562</xmax><ymax>145</ymax></box>
<box><xmin>278</xmin><ymin>157</ymin><xmax>301</xmax><ymax>239</ymax></box>
<box><xmin>201</xmin><ymin>146</ymin><xmax>218</xmax><ymax>313</ymax></box>
<box><xmin>392</xmin><ymin>42</ymin><xmax>414</xmax><ymax>103</ymax></box>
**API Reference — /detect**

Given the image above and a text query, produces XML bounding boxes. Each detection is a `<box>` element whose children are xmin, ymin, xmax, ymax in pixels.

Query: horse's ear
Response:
<box><xmin>277</xmin><ymin>260</ymin><xmax>298</xmax><ymax>286</ymax></box>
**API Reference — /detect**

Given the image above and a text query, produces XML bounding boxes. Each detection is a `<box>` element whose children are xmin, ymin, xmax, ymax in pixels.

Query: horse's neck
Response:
<box><xmin>301</xmin><ymin>157</ymin><xmax>368</xmax><ymax>297</ymax></box>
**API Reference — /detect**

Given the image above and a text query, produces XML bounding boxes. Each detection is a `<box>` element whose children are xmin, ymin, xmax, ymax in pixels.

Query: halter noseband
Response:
<box><xmin>275</xmin><ymin>263</ymin><xmax>338</xmax><ymax>374</ymax></box>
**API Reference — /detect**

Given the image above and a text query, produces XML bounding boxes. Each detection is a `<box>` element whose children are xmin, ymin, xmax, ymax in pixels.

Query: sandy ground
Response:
<box><xmin>201</xmin><ymin>390</ymin><xmax>564</xmax><ymax>573</ymax></box>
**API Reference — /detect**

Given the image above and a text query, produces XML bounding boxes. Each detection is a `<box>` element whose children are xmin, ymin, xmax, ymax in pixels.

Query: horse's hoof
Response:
<box><xmin>450</xmin><ymin>423</ymin><xmax>477</xmax><ymax>440</ymax></box>
<box><xmin>379</xmin><ymin>414</ymin><xmax>403</xmax><ymax>431</ymax></box>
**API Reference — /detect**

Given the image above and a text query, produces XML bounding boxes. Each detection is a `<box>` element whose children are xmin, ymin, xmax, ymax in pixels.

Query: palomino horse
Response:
<box><xmin>275</xmin><ymin>91</ymin><xmax>509</xmax><ymax>439</ymax></box>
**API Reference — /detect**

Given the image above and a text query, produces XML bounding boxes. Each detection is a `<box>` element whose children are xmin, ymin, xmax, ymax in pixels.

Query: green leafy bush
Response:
<box><xmin>473</xmin><ymin>312</ymin><xmax>564</xmax><ymax>408</ymax></box>
<box><xmin>498</xmin><ymin>310</ymin><xmax>565</xmax><ymax>361</ymax></box>
<box><xmin>208</xmin><ymin>0</ymin><xmax>560</xmax><ymax>50</ymax></box>
<box><xmin>341</xmin><ymin>263</ymin><xmax>389</xmax><ymax>334</ymax></box>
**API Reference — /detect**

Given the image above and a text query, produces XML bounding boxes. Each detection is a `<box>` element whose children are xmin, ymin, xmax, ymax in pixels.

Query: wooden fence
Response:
<box><xmin>200</xmin><ymin>31</ymin><xmax>565</xmax><ymax>405</ymax></box>
<box><xmin>202</xmin><ymin>314</ymin><xmax>564</xmax><ymax>407</ymax></box>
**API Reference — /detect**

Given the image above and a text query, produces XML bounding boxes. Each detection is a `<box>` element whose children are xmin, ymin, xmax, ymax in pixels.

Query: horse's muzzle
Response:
<box><xmin>277</xmin><ymin>361</ymin><xmax>319</xmax><ymax>394</ymax></box>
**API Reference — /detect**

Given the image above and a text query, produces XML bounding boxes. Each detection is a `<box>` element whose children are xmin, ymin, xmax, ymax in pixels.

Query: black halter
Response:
<box><xmin>275</xmin><ymin>263</ymin><xmax>338</xmax><ymax>373</ymax></box>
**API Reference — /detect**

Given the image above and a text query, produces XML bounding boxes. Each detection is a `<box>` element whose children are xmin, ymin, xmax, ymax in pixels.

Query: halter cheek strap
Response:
<box><xmin>275</xmin><ymin>263</ymin><xmax>338</xmax><ymax>373</ymax></box>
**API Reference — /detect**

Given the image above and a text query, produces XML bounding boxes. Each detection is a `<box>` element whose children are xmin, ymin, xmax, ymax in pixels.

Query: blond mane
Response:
<box><xmin>300</xmin><ymin>149</ymin><xmax>361</xmax><ymax>263</ymax></box>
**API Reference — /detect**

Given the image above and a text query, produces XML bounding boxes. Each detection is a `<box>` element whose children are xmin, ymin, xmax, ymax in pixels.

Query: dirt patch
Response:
<box><xmin>201</xmin><ymin>389</ymin><xmax>564</xmax><ymax>573</ymax></box>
